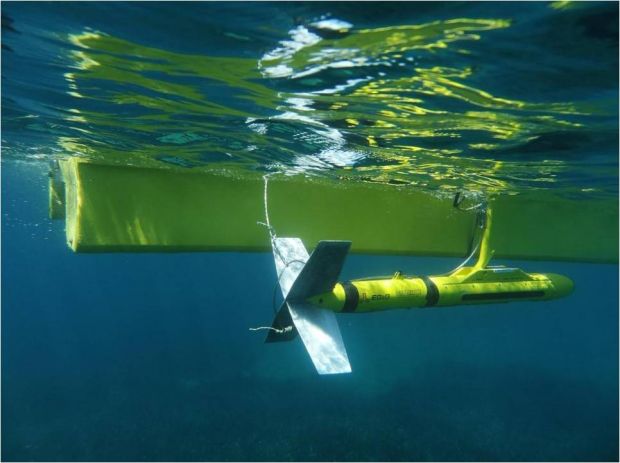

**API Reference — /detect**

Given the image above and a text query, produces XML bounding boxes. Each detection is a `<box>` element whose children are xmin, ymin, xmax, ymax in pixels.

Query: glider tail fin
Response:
<box><xmin>267</xmin><ymin>239</ymin><xmax>353</xmax><ymax>374</ymax></box>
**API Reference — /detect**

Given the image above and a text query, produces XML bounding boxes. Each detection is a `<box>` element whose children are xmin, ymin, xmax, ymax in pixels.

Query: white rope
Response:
<box><xmin>257</xmin><ymin>173</ymin><xmax>291</xmax><ymax>270</ymax></box>
<box><xmin>249</xmin><ymin>326</ymin><xmax>293</xmax><ymax>334</ymax></box>
<box><xmin>458</xmin><ymin>201</ymin><xmax>485</xmax><ymax>212</ymax></box>
<box><xmin>253</xmin><ymin>173</ymin><xmax>295</xmax><ymax>333</ymax></box>
<box><xmin>446</xmin><ymin>241</ymin><xmax>480</xmax><ymax>274</ymax></box>
<box><xmin>257</xmin><ymin>173</ymin><xmax>277</xmax><ymax>243</ymax></box>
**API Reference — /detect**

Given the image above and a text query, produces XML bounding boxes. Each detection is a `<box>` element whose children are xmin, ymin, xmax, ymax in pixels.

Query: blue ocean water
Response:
<box><xmin>2</xmin><ymin>2</ymin><xmax>619</xmax><ymax>461</ymax></box>
<box><xmin>3</xmin><ymin>161</ymin><xmax>619</xmax><ymax>461</ymax></box>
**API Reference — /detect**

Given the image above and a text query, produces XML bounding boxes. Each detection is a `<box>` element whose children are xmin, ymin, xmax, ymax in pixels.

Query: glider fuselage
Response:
<box><xmin>307</xmin><ymin>267</ymin><xmax>574</xmax><ymax>313</ymax></box>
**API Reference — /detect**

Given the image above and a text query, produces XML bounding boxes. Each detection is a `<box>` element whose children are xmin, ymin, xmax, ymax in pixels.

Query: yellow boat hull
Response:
<box><xmin>52</xmin><ymin>158</ymin><xmax>618</xmax><ymax>263</ymax></box>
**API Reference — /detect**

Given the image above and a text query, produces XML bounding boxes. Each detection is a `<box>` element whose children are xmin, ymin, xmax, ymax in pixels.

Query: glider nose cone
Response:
<box><xmin>548</xmin><ymin>273</ymin><xmax>574</xmax><ymax>299</ymax></box>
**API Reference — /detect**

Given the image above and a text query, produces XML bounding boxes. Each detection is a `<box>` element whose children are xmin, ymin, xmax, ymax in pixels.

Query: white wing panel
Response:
<box><xmin>272</xmin><ymin>237</ymin><xmax>309</xmax><ymax>299</ymax></box>
<box><xmin>287</xmin><ymin>302</ymin><xmax>352</xmax><ymax>375</ymax></box>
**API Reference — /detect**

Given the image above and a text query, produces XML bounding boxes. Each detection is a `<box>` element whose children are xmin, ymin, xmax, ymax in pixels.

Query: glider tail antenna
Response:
<box><xmin>473</xmin><ymin>206</ymin><xmax>493</xmax><ymax>270</ymax></box>
<box><xmin>448</xmin><ymin>192</ymin><xmax>493</xmax><ymax>274</ymax></box>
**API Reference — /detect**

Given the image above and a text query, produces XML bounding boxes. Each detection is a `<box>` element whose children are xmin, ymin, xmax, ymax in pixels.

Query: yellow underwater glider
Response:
<box><xmin>49</xmin><ymin>160</ymin><xmax>588</xmax><ymax>375</ymax></box>
<box><xmin>263</xmin><ymin>207</ymin><xmax>574</xmax><ymax>375</ymax></box>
